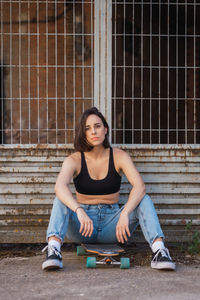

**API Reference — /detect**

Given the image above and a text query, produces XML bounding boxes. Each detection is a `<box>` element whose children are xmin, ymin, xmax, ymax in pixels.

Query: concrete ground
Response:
<box><xmin>1</xmin><ymin>249</ymin><xmax>200</xmax><ymax>300</ymax></box>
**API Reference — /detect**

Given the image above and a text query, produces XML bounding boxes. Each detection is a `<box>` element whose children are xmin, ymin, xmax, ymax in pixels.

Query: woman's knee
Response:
<box><xmin>49</xmin><ymin>197</ymin><xmax>72</xmax><ymax>224</ymax></box>
<box><xmin>52</xmin><ymin>197</ymin><xmax>69</xmax><ymax>212</ymax></box>
<box><xmin>138</xmin><ymin>194</ymin><xmax>154</xmax><ymax>210</ymax></box>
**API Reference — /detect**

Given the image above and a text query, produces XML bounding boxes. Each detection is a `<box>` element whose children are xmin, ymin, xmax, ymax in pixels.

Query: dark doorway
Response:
<box><xmin>112</xmin><ymin>1</ymin><xmax>200</xmax><ymax>144</ymax></box>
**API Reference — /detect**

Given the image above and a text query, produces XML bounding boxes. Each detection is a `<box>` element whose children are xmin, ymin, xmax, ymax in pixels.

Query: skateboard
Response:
<box><xmin>77</xmin><ymin>243</ymin><xmax>130</xmax><ymax>269</ymax></box>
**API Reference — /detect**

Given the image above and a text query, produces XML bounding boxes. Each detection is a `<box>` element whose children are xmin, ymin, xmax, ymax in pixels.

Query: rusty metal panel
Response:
<box><xmin>0</xmin><ymin>145</ymin><xmax>200</xmax><ymax>243</ymax></box>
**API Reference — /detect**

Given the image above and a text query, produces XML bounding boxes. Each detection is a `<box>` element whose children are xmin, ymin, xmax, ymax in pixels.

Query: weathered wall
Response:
<box><xmin>0</xmin><ymin>145</ymin><xmax>200</xmax><ymax>243</ymax></box>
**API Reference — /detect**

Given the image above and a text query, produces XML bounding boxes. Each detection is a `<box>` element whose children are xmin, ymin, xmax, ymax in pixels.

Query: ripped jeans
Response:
<box><xmin>46</xmin><ymin>194</ymin><xmax>164</xmax><ymax>247</ymax></box>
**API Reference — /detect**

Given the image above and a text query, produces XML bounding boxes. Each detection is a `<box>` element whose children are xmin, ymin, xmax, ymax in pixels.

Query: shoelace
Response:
<box><xmin>42</xmin><ymin>245</ymin><xmax>62</xmax><ymax>259</ymax></box>
<box><xmin>153</xmin><ymin>248</ymin><xmax>172</xmax><ymax>262</ymax></box>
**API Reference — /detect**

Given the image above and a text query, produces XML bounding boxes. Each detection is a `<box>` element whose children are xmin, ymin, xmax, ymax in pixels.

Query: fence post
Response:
<box><xmin>94</xmin><ymin>0</ymin><xmax>112</xmax><ymax>142</ymax></box>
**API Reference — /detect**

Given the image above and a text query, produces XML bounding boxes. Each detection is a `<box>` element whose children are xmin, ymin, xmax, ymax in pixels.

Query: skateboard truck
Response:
<box><xmin>91</xmin><ymin>255</ymin><xmax>121</xmax><ymax>266</ymax></box>
<box><xmin>77</xmin><ymin>244</ymin><xmax>130</xmax><ymax>269</ymax></box>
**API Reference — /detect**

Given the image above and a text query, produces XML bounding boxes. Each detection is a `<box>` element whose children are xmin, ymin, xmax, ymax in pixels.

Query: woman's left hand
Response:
<box><xmin>116</xmin><ymin>212</ymin><xmax>131</xmax><ymax>243</ymax></box>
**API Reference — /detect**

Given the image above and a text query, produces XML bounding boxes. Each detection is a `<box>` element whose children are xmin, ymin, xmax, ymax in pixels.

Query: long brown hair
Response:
<box><xmin>74</xmin><ymin>107</ymin><xmax>110</xmax><ymax>152</ymax></box>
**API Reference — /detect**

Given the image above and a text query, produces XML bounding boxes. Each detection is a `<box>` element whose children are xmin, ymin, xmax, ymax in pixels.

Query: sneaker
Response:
<box><xmin>151</xmin><ymin>248</ymin><xmax>176</xmax><ymax>270</ymax></box>
<box><xmin>42</xmin><ymin>245</ymin><xmax>63</xmax><ymax>271</ymax></box>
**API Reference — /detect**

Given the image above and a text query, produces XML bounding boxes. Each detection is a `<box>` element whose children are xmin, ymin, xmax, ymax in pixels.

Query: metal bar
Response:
<box><xmin>1</xmin><ymin>33</ymin><xmax>94</xmax><ymax>36</ymax></box>
<box><xmin>64</xmin><ymin>0</ymin><xmax>67</xmax><ymax>143</ymax></box>
<box><xmin>0</xmin><ymin>64</ymin><xmax>197</xmax><ymax>69</ymax></box>
<box><xmin>112</xmin><ymin>33</ymin><xmax>200</xmax><ymax>37</ymax></box>
<box><xmin>0</xmin><ymin>63</ymin><xmax>93</xmax><ymax>68</ymax></box>
<box><xmin>132</xmin><ymin>1</ymin><xmax>134</xmax><ymax>144</ymax></box>
<box><xmin>0</xmin><ymin>1</ymin><xmax>199</xmax><ymax>6</ymax></box>
<box><xmin>0</xmin><ymin>64</ymin><xmax>93</xmax><ymax>69</ymax></box>
<box><xmin>10</xmin><ymin>0</ymin><xmax>13</xmax><ymax>144</ymax></box>
<box><xmin>55</xmin><ymin>0</ymin><xmax>58</xmax><ymax>143</ymax></box>
<box><xmin>73</xmin><ymin>0</ymin><xmax>75</xmax><ymax>141</ymax></box>
<box><xmin>37</xmin><ymin>0</ymin><xmax>40</xmax><ymax>143</ymax></box>
<box><xmin>46</xmin><ymin>0</ymin><xmax>49</xmax><ymax>144</ymax></box>
<box><xmin>123</xmin><ymin>1</ymin><xmax>125</xmax><ymax>144</ymax></box>
<box><xmin>28</xmin><ymin>0</ymin><xmax>31</xmax><ymax>144</ymax></box>
<box><xmin>176</xmin><ymin>2</ymin><xmax>178</xmax><ymax>144</ymax></box>
<box><xmin>1</xmin><ymin>0</ymin><xmax>199</xmax><ymax>3</ymax></box>
<box><xmin>1</xmin><ymin>0</ymin><xmax>3</xmax><ymax>144</ymax></box>
<box><xmin>112</xmin><ymin>129</ymin><xmax>200</xmax><ymax>132</ymax></box>
<box><xmin>167</xmin><ymin>0</ymin><xmax>170</xmax><ymax>144</ymax></box>
<box><xmin>150</xmin><ymin>0</ymin><xmax>152</xmax><ymax>144</ymax></box>
<box><xmin>158</xmin><ymin>1</ymin><xmax>161</xmax><ymax>144</ymax></box>
<box><xmin>185</xmin><ymin>1</ymin><xmax>187</xmax><ymax>144</ymax></box>
<box><xmin>2</xmin><ymin>31</ymin><xmax>200</xmax><ymax>36</ymax></box>
<box><xmin>82</xmin><ymin>0</ymin><xmax>84</xmax><ymax>104</ymax></box>
<box><xmin>107</xmin><ymin>65</ymin><xmax>198</xmax><ymax>69</ymax></box>
<box><xmin>194</xmin><ymin>0</ymin><xmax>196</xmax><ymax>143</ymax></box>
<box><xmin>113</xmin><ymin>0</ymin><xmax>117</xmax><ymax>144</ymax></box>
<box><xmin>1</xmin><ymin>143</ymin><xmax>200</xmax><ymax>150</ymax></box>
<box><xmin>94</xmin><ymin>0</ymin><xmax>112</xmax><ymax>138</ymax></box>
<box><xmin>100</xmin><ymin>0</ymin><xmax>105</xmax><ymax>116</ymax></box>
<box><xmin>141</xmin><ymin>0</ymin><xmax>144</xmax><ymax>144</ymax></box>
<box><xmin>0</xmin><ymin>1</ymin><xmax>94</xmax><ymax>3</ymax></box>
<box><xmin>91</xmin><ymin>0</ymin><xmax>94</xmax><ymax>106</ymax></box>
<box><xmin>3</xmin><ymin>128</ymin><xmax>199</xmax><ymax>132</ymax></box>
<box><xmin>105</xmin><ymin>96</ymin><xmax>200</xmax><ymax>100</ymax></box>
<box><xmin>19</xmin><ymin>1</ymin><xmax>22</xmax><ymax>143</ymax></box>
<box><xmin>107</xmin><ymin>0</ymin><xmax>112</xmax><ymax>142</ymax></box>
<box><xmin>54</xmin><ymin>2</ymin><xmax>58</xmax><ymax>144</ymax></box>
<box><xmin>2</xmin><ymin>96</ymin><xmax>199</xmax><ymax>100</ymax></box>
<box><xmin>93</xmin><ymin>0</ymin><xmax>99</xmax><ymax>108</ymax></box>
<box><xmin>1</xmin><ymin>96</ymin><xmax>94</xmax><ymax>100</ymax></box>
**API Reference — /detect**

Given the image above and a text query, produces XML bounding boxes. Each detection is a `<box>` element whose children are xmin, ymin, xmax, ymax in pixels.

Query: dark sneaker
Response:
<box><xmin>151</xmin><ymin>248</ymin><xmax>176</xmax><ymax>270</ymax></box>
<box><xmin>42</xmin><ymin>245</ymin><xmax>63</xmax><ymax>271</ymax></box>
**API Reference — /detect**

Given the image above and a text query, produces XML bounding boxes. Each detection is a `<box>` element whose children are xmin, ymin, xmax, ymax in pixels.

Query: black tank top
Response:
<box><xmin>73</xmin><ymin>148</ymin><xmax>121</xmax><ymax>195</ymax></box>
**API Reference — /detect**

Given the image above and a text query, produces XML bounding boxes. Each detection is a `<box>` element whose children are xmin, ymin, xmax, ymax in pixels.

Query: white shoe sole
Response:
<box><xmin>151</xmin><ymin>261</ymin><xmax>176</xmax><ymax>270</ymax></box>
<box><xmin>42</xmin><ymin>259</ymin><xmax>63</xmax><ymax>271</ymax></box>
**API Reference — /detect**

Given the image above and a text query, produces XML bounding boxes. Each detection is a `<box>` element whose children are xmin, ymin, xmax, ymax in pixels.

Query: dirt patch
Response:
<box><xmin>1</xmin><ymin>242</ymin><xmax>200</xmax><ymax>266</ymax></box>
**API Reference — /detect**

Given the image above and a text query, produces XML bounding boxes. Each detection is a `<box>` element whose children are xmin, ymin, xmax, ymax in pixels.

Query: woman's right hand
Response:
<box><xmin>76</xmin><ymin>208</ymin><xmax>94</xmax><ymax>237</ymax></box>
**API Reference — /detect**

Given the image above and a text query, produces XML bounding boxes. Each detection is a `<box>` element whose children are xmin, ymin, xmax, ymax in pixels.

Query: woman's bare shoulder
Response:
<box><xmin>112</xmin><ymin>147</ymin><xmax>129</xmax><ymax>158</ymax></box>
<box><xmin>63</xmin><ymin>152</ymin><xmax>81</xmax><ymax>166</ymax></box>
<box><xmin>69</xmin><ymin>151</ymin><xmax>81</xmax><ymax>160</ymax></box>
<box><xmin>113</xmin><ymin>147</ymin><xmax>133</xmax><ymax>166</ymax></box>
<box><xmin>112</xmin><ymin>147</ymin><xmax>131</xmax><ymax>173</ymax></box>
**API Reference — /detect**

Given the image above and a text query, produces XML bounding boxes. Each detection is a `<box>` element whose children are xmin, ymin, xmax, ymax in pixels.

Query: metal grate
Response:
<box><xmin>112</xmin><ymin>0</ymin><xmax>200</xmax><ymax>144</ymax></box>
<box><xmin>0</xmin><ymin>0</ymin><xmax>94</xmax><ymax>144</ymax></box>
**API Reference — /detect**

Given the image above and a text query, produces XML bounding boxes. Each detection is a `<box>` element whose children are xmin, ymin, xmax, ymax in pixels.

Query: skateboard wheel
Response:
<box><xmin>86</xmin><ymin>257</ymin><xmax>96</xmax><ymax>268</ymax></box>
<box><xmin>77</xmin><ymin>245</ymin><xmax>86</xmax><ymax>256</ymax></box>
<box><xmin>120</xmin><ymin>258</ymin><xmax>130</xmax><ymax>269</ymax></box>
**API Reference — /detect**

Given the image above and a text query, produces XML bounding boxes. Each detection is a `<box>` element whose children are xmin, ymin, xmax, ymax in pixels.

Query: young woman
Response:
<box><xmin>42</xmin><ymin>107</ymin><xmax>175</xmax><ymax>271</ymax></box>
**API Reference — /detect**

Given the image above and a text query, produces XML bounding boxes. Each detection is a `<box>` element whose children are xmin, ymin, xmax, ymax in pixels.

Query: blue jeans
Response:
<box><xmin>46</xmin><ymin>194</ymin><xmax>164</xmax><ymax>247</ymax></box>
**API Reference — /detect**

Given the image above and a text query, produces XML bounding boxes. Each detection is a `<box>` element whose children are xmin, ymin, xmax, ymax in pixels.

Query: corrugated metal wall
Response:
<box><xmin>1</xmin><ymin>145</ymin><xmax>199</xmax><ymax>243</ymax></box>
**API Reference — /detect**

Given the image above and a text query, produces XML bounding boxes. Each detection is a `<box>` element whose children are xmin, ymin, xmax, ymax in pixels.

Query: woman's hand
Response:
<box><xmin>76</xmin><ymin>208</ymin><xmax>94</xmax><ymax>237</ymax></box>
<box><xmin>116</xmin><ymin>211</ymin><xmax>131</xmax><ymax>243</ymax></box>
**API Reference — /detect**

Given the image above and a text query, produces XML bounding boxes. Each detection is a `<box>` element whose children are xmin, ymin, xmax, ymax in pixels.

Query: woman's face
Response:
<box><xmin>85</xmin><ymin>114</ymin><xmax>107</xmax><ymax>146</ymax></box>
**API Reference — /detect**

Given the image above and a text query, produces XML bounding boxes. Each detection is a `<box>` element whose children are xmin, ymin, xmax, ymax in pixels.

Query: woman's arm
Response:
<box><xmin>117</xmin><ymin>149</ymin><xmax>146</xmax><ymax>213</ymax></box>
<box><xmin>54</xmin><ymin>155</ymin><xmax>80</xmax><ymax>212</ymax></box>
<box><xmin>54</xmin><ymin>154</ymin><xmax>93</xmax><ymax>237</ymax></box>
<box><xmin>115</xmin><ymin>149</ymin><xmax>146</xmax><ymax>243</ymax></box>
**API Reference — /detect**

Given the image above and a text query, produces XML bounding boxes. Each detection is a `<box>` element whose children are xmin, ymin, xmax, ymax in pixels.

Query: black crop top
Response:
<box><xmin>73</xmin><ymin>147</ymin><xmax>121</xmax><ymax>195</ymax></box>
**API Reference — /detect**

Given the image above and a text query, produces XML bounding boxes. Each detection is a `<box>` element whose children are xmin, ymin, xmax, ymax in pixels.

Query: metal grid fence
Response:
<box><xmin>112</xmin><ymin>0</ymin><xmax>200</xmax><ymax>144</ymax></box>
<box><xmin>0</xmin><ymin>0</ymin><xmax>94</xmax><ymax>144</ymax></box>
<box><xmin>0</xmin><ymin>0</ymin><xmax>199</xmax><ymax>145</ymax></box>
